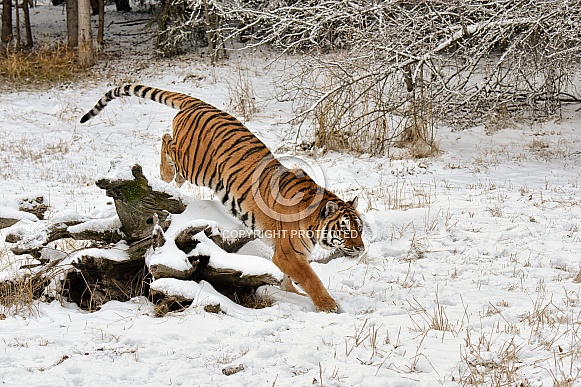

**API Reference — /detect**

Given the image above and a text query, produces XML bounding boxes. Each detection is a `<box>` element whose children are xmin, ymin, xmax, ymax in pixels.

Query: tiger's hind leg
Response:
<box><xmin>281</xmin><ymin>275</ymin><xmax>306</xmax><ymax>296</ymax></box>
<box><xmin>161</xmin><ymin>133</ymin><xmax>186</xmax><ymax>187</ymax></box>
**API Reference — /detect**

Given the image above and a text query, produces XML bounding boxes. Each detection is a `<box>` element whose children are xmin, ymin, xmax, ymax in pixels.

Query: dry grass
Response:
<box><xmin>459</xmin><ymin>333</ymin><xmax>529</xmax><ymax>386</ymax></box>
<box><xmin>0</xmin><ymin>45</ymin><xmax>86</xmax><ymax>89</ymax></box>
<box><xmin>0</xmin><ymin>246</ymin><xmax>63</xmax><ymax>316</ymax></box>
<box><xmin>226</xmin><ymin>65</ymin><xmax>258</xmax><ymax>123</ymax></box>
<box><xmin>408</xmin><ymin>292</ymin><xmax>456</xmax><ymax>334</ymax></box>
<box><xmin>357</xmin><ymin>176</ymin><xmax>434</xmax><ymax>212</ymax></box>
<box><xmin>307</xmin><ymin>67</ymin><xmax>438</xmax><ymax>157</ymax></box>
<box><xmin>153</xmin><ymin>289</ymin><xmax>274</xmax><ymax>318</ymax></box>
<box><xmin>456</xmin><ymin>287</ymin><xmax>581</xmax><ymax>386</ymax></box>
<box><xmin>344</xmin><ymin>317</ymin><xmax>388</xmax><ymax>365</ymax></box>
<box><xmin>484</xmin><ymin>103</ymin><xmax>514</xmax><ymax>135</ymax></box>
<box><xmin>235</xmin><ymin>291</ymin><xmax>275</xmax><ymax>309</ymax></box>
<box><xmin>397</xmin><ymin>97</ymin><xmax>439</xmax><ymax>159</ymax></box>
<box><xmin>0</xmin><ymin>237</ymin><xmax>97</xmax><ymax>317</ymax></box>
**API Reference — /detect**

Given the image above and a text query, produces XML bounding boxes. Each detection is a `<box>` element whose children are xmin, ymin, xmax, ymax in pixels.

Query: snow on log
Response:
<box><xmin>146</xmin><ymin>216</ymin><xmax>281</xmax><ymax>309</ymax></box>
<box><xmin>7</xmin><ymin>219</ymin><xmax>85</xmax><ymax>259</ymax></box>
<box><xmin>0</xmin><ymin>194</ymin><xmax>47</xmax><ymax>230</ymax></box>
<box><xmin>146</xmin><ymin>219</ymin><xmax>199</xmax><ymax>279</ymax></box>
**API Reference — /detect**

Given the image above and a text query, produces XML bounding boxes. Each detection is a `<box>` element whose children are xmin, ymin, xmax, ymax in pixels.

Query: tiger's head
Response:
<box><xmin>317</xmin><ymin>197</ymin><xmax>365</xmax><ymax>257</ymax></box>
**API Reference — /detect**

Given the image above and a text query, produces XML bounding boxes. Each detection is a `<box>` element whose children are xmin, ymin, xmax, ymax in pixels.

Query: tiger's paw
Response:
<box><xmin>314</xmin><ymin>297</ymin><xmax>339</xmax><ymax>313</ymax></box>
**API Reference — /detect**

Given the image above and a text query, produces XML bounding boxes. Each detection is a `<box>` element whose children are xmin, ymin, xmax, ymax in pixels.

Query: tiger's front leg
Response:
<box><xmin>273</xmin><ymin>242</ymin><xmax>339</xmax><ymax>313</ymax></box>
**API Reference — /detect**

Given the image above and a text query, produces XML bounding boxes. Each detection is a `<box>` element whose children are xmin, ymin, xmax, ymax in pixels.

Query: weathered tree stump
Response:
<box><xmin>95</xmin><ymin>164</ymin><xmax>186</xmax><ymax>242</ymax></box>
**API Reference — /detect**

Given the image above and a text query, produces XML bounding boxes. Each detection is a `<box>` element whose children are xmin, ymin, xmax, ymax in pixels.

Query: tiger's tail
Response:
<box><xmin>80</xmin><ymin>84</ymin><xmax>191</xmax><ymax>124</ymax></box>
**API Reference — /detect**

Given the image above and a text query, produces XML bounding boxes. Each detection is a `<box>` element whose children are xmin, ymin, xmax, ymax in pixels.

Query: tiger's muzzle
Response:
<box><xmin>340</xmin><ymin>244</ymin><xmax>365</xmax><ymax>257</ymax></box>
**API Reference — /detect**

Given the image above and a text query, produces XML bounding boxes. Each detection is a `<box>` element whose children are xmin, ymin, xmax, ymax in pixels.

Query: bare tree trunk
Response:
<box><xmin>114</xmin><ymin>0</ymin><xmax>130</xmax><ymax>12</ymax></box>
<box><xmin>203</xmin><ymin>0</ymin><xmax>226</xmax><ymax>64</ymax></box>
<box><xmin>1</xmin><ymin>0</ymin><xmax>12</xmax><ymax>44</ymax></box>
<box><xmin>78</xmin><ymin>0</ymin><xmax>95</xmax><ymax>67</ymax></box>
<box><xmin>14</xmin><ymin>0</ymin><xmax>20</xmax><ymax>47</ymax></box>
<box><xmin>66</xmin><ymin>0</ymin><xmax>78</xmax><ymax>47</ymax></box>
<box><xmin>97</xmin><ymin>0</ymin><xmax>104</xmax><ymax>47</ymax></box>
<box><xmin>22</xmin><ymin>0</ymin><xmax>33</xmax><ymax>48</ymax></box>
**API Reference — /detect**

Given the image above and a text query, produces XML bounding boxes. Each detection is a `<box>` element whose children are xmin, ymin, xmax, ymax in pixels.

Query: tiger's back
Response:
<box><xmin>81</xmin><ymin>84</ymin><xmax>365</xmax><ymax>312</ymax></box>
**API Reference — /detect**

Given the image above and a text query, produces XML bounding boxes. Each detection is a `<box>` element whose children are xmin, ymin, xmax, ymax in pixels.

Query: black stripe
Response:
<box><xmin>140</xmin><ymin>86</ymin><xmax>153</xmax><ymax>98</ymax></box>
<box><xmin>200</xmin><ymin>144</ymin><xmax>222</xmax><ymax>186</ymax></box>
<box><xmin>288</xmin><ymin>237</ymin><xmax>303</xmax><ymax>255</ymax></box>
<box><xmin>133</xmin><ymin>85</ymin><xmax>144</xmax><ymax>95</ymax></box>
<box><xmin>178</xmin><ymin>110</ymin><xmax>206</xmax><ymax>183</ymax></box>
<box><xmin>150</xmin><ymin>88</ymin><xmax>161</xmax><ymax>102</ymax></box>
<box><xmin>229</xmin><ymin>133</ymin><xmax>258</xmax><ymax>148</ymax></box>
<box><xmin>223</xmin><ymin>166</ymin><xmax>246</xmax><ymax>196</ymax></box>
<box><xmin>199</xmin><ymin>125</ymin><xmax>247</xmax><ymax>185</ymax></box>
<box><xmin>192</xmin><ymin>112</ymin><xmax>229</xmax><ymax>182</ymax></box>
<box><xmin>235</xmin><ymin>185</ymin><xmax>253</xmax><ymax>206</ymax></box>
<box><xmin>299</xmin><ymin>236</ymin><xmax>311</xmax><ymax>251</ymax></box>
<box><xmin>230</xmin><ymin>148</ymin><xmax>265</xmax><ymax>193</ymax></box>
<box><xmin>308</xmin><ymin>226</ymin><xmax>317</xmax><ymax>244</ymax></box>
<box><xmin>231</xmin><ymin>200</ymin><xmax>238</xmax><ymax>217</ymax></box>
<box><xmin>278</xmin><ymin>174</ymin><xmax>303</xmax><ymax>196</ymax></box>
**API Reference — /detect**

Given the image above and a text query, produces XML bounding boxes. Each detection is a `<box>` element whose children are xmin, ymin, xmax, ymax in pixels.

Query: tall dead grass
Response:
<box><xmin>0</xmin><ymin>45</ymin><xmax>86</xmax><ymax>88</ymax></box>
<box><xmin>0</xmin><ymin>246</ymin><xmax>45</xmax><ymax>316</ymax></box>
<box><xmin>226</xmin><ymin>65</ymin><xmax>258</xmax><ymax>122</ymax></box>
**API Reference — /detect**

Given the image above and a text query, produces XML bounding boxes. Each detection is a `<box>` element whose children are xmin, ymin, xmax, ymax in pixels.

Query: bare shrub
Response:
<box><xmin>153</xmin><ymin>0</ymin><xmax>227</xmax><ymax>61</ymax></box>
<box><xmin>459</xmin><ymin>334</ymin><xmax>529</xmax><ymax>386</ymax></box>
<box><xmin>262</xmin><ymin>1</ymin><xmax>580</xmax><ymax>155</ymax></box>
<box><xmin>154</xmin><ymin>1</ymin><xmax>581</xmax><ymax>155</ymax></box>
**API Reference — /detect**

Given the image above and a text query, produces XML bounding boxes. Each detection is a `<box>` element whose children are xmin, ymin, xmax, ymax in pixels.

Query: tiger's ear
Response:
<box><xmin>322</xmin><ymin>201</ymin><xmax>338</xmax><ymax>218</ymax></box>
<box><xmin>348</xmin><ymin>196</ymin><xmax>358</xmax><ymax>209</ymax></box>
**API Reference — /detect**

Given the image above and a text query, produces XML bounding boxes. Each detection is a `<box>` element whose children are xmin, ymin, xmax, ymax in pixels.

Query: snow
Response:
<box><xmin>149</xmin><ymin>279</ymin><xmax>254</xmax><ymax>317</ymax></box>
<box><xmin>67</xmin><ymin>216</ymin><xmax>122</xmax><ymax>235</ymax></box>
<box><xmin>70</xmin><ymin>241</ymin><xmax>130</xmax><ymax>263</ymax></box>
<box><xmin>1</xmin><ymin>2</ymin><xmax>581</xmax><ymax>386</ymax></box>
<box><xmin>0</xmin><ymin>194</ymin><xmax>45</xmax><ymax>222</ymax></box>
<box><xmin>146</xmin><ymin>228</ymin><xmax>194</xmax><ymax>273</ymax></box>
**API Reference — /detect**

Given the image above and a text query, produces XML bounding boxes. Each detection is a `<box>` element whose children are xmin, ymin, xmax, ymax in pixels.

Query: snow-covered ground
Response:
<box><xmin>2</xmin><ymin>3</ymin><xmax>581</xmax><ymax>386</ymax></box>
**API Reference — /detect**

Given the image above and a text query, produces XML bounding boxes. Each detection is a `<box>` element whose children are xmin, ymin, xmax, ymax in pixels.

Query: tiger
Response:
<box><xmin>80</xmin><ymin>84</ymin><xmax>365</xmax><ymax>312</ymax></box>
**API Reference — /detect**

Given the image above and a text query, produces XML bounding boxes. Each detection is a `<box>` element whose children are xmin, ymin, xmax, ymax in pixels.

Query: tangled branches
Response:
<box><xmin>155</xmin><ymin>0</ymin><xmax>581</xmax><ymax>155</ymax></box>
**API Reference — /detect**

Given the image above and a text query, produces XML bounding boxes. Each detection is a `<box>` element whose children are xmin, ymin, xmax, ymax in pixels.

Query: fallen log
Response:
<box><xmin>4</xmin><ymin>161</ymin><xmax>281</xmax><ymax>313</ymax></box>
<box><xmin>64</xmin><ymin>252</ymin><xmax>149</xmax><ymax>311</ymax></box>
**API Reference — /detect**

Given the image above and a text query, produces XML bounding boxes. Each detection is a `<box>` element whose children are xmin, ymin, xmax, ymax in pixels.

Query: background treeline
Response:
<box><xmin>2</xmin><ymin>0</ymin><xmax>580</xmax><ymax>155</ymax></box>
